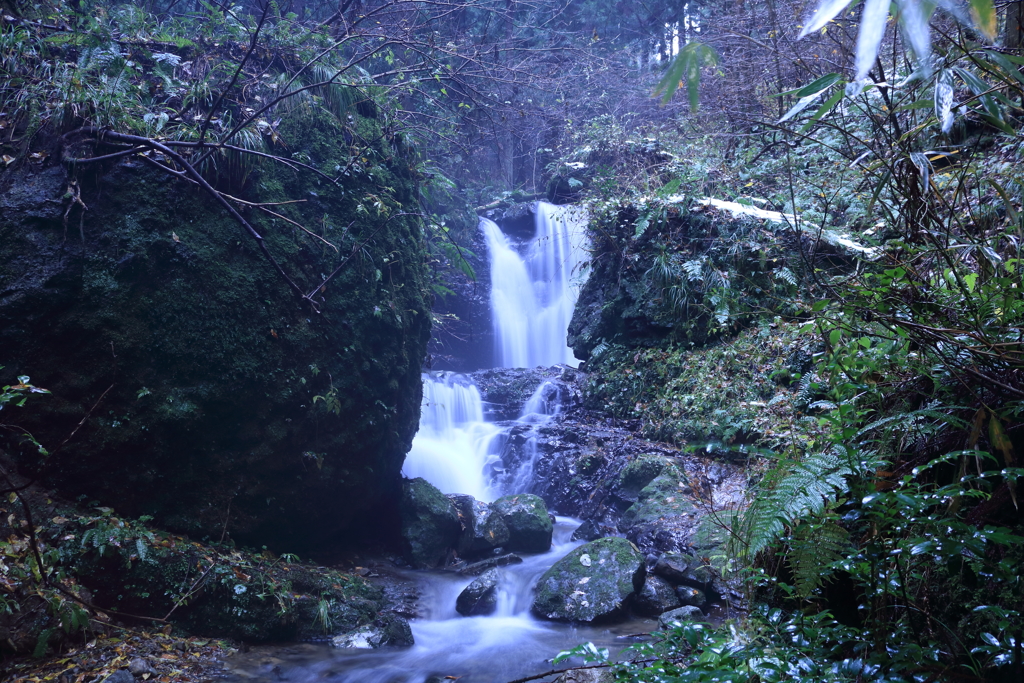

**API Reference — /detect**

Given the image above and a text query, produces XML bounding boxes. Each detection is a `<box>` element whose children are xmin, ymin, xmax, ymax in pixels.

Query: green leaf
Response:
<box><xmin>894</xmin><ymin>99</ymin><xmax>935</xmax><ymax>112</ymax></box>
<box><xmin>989</xmin><ymin>412</ymin><xmax>1016</xmax><ymax>466</ymax></box>
<box><xmin>653</xmin><ymin>41</ymin><xmax>719</xmax><ymax>109</ymax></box>
<box><xmin>799</xmin><ymin>89</ymin><xmax>845</xmax><ymax>132</ymax></box>
<box><xmin>969</xmin><ymin>0</ymin><xmax>998</xmax><ymax>40</ymax></box>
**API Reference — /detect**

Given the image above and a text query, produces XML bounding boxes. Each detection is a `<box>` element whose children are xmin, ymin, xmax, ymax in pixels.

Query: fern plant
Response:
<box><xmin>730</xmin><ymin>445</ymin><xmax>857</xmax><ymax>563</ymax></box>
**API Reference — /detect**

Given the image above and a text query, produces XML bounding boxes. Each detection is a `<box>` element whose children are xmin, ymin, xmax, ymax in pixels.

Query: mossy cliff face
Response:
<box><xmin>0</xmin><ymin>108</ymin><xmax>431</xmax><ymax>551</ymax></box>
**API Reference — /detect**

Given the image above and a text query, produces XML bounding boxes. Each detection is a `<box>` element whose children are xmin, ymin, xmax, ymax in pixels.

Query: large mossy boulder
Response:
<box><xmin>619</xmin><ymin>466</ymin><xmax>695</xmax><ymax>528</ymax></box>
<box><xmin>491</xmin><ymin>494</ymin><xmax>553</xmax><ymax>553</ymax></box>
<box><xmin>66</xmin><ymin>519</ymin><xmax>387</xmax><ymax>642</ymax></box>
<box><xmin>400</xmin><ymin>478</ymin><xmax>461</xmax><ymax>568</ymax></box>
<box><xmin>449</xmin><ymin>494</ymin><xmax>510</xmax><ymax>556</ymax></box>
<box><xmin>0</xmin><ymin>105</ymin><xmax>430</xmax><ymax>551</ymax></box>
<box><xmin>532</xmin><ymin>537</ymin><xmax>645</xmax><ymax>622</ymax></box>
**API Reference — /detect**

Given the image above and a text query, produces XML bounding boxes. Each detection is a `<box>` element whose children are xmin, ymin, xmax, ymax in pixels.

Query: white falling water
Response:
<box><xmin>482</xmin><ymin>202</ymin><xmax>589</xmax><ymax>369</ymax></box>
<box><xmin>402</xmin><ymin>373</ymin><xmax>500</xmax><ymax>500</ymax></box>
<box><xmin>405</xmin><ymin>203</ymin><xmax>588</xmax><ymax>499</ymax></box>
<box><xmin>505</xmin><ymin>381</ymin><xmax>562</xmax><ymax>494</ymax></box>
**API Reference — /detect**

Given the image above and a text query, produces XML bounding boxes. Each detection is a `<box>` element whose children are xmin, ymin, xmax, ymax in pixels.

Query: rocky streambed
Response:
<box><xmin>222</xmin><ymin>364</ymin><xmax>751</xmax><ymax>683</ymax></box>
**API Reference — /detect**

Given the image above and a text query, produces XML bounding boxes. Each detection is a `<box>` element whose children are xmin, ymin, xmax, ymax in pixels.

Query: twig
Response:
<box><xmin>50</xmin><ymin>383</ymin><xmax>114</xmax><ymax>457</ymax></box>
<box><xmin>257</xmin><ymin>206</ymin><xmax>338</xmax><ymax>252</ymax></box>
<box><xmin>162</xmin><ymin>563</ymin><xmax>216</xmax><ymax>621</ymax></box>
<box><xmin>197</xmin><ymin>3</ymin><xmax>270</xmax><ymax>146</ymax></box>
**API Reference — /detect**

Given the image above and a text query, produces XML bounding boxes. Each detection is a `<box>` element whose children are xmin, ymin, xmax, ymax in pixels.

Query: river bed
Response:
<box><xmin>223</xmin><ymin>518</ymin><xmax>656</xmax><ymax>683</ymax></box>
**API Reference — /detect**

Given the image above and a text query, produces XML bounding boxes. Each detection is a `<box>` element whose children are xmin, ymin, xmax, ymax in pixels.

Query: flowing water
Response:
<box><xmin>482</xmin><ymin>203</ymin><xmax>588</xmax><ymax>369</ymax></box>
<box><xmin>228</xmin><ymin>203</ymin><xmax>619</xmax><ymax>683</ymax></box>
<box><xmin>227</xmin><ymin>519</ymin><xmax>652</xmax><ymax>683</ymax></box>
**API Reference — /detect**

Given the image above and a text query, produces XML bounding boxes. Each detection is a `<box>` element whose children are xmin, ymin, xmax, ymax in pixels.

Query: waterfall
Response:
<box><xmin>482</xmin><ymin>203</ymin><xmax>588</xmax><ymax>369</ymax></box>
<box><xmin>403</xmin><ymin>373</ymin><xmax>500</xmax><ymax>500</ymax></box>
<box><xmin>405</xmin><ymin>202</ymin><xmax>588</xmax><ymax>498</ymax></box>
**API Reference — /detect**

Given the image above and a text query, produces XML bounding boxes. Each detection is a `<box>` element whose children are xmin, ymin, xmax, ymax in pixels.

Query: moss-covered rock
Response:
<box><xmin>620</xmin><ymin>465</ymin><xmax>695</xmax><ymax>528</ymax></box>
<box><xmin>532</xmin><ymin>537</ymin><xmax>645</xmax><ymax>622</ymax></box>
<box><xmin>490</xmin><ymin>494</ymin><xmax>553</xmax><ymax>553</ymax></box>
<box><xmin>64</xmin><ymin>514</ymin><xmax>387</xmax><ymax>643</ymax></box>
<box><xmin>633</xmin><ymin>574</ymin><xmax>682</xmax><ymax>616</ymax></box>
<box><xmin>0</xmin><ymin>104</ymin><xmax>431</xmax><ymax>552</ymax></box>
<box><xmin>449</xmin><ymin>494</ymin><xmax>510</xmax><ymax>557</ymax></box>
<box><xmin>400</xmin><ymin>478</ymin><xmax>460</xmax><ymax>568</ymax></box>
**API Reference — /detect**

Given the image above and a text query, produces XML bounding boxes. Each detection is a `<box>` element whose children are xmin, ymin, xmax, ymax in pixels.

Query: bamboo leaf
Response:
<box><xmin>989</xmin><ymin>411</ymin><xmax>1016</xmax><ymax>466</ymax></box>
<box><xmin>968</xmin><ymin>0</ymin><xmax>998</xmax><ymax>40</ymax></box>
<box><xmin>799</xmin><ymin>89</ymin><xmax>845</xmax><ymax>132</ymax></box>
<box><xmin>855</xmin><ymin>0</ymin><xmax>892</xmax><ymax>81</ymax></box>
<box><xmin>799</xmin><ymin>0</ymin><xmax>860</xmax><ymax>38</ymax></box>
<box><xmin>897</xmin><ymin>0</ymin><xmax>934</xmax><ymax>65</ymax></box>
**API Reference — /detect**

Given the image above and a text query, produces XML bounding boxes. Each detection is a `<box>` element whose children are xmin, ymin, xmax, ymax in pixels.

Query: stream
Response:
<box><xmin>225</xmin><ymin>203</ymin><xmax>641</xmax><ymax>683</ymax></box>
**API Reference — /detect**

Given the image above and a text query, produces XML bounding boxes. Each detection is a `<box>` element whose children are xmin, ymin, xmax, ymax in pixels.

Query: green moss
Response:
<box><xmin>0</xmin><ymin>104</ymin><xmax>431</xmax><ymax>552</ymax></box>
<box><xmin>584</xmin><ymin>321</ymin><xmax>828</xmax><ymax>452</ymax></box>
<box><xmin>532</xmin><ymin>537</ymin><xmax>645</xmax><ymax>622</ymax></box>
<box><xmin>618</xmin><ymin>454</ymin><xmax>667</xmax><ymax>490</ymax></box>
<box><xmin>621</xmin><ymin>465</ymin><xmax>695</xmax><ymax>527</ymax></box>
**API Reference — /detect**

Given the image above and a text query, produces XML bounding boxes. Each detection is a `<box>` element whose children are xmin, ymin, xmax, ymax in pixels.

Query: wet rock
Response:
<box><xmin>471</xmin><ymin>366</ymin><xmax>582</xmax><ymax>420</ymax></box>
<box><xmin>619</xmin><ymin>465</ymin><xmax>695</xmax><ymax>528</ymax></box>
<box><xmin>128</xmin><ymin>658</ymin><xmax>156</xmax><ymax>676</ymax></box>
<box><xmin>570</xmin><ymin>519</ymin><xmax>603</xmax><ymax>542</ymax></box>
<box><xmin>532</xmin><ymin>537</ymin><xmax>645</xmax><ymax>623</ymax></box>
<box><xmin>458</xmin><ymin>553</ymin><xmax>523</xmax><ymax>575</ymax></box>
<box><xmin>653</xmin><ymin>552</ymin><xmax>692</xmax><ymax>582</ymax></box>
<box><xmin>554</xmin><ymin>668</ymin><xmax>616</xmax><ymax>683</ymax></box>
<box><xmin>455</xmin><ymin>569</ymin><xmax>500</xmax><ymax>616</ymax></box>
<box><xmin>680</xmin><ymin>563</ymin><xmax>717</xmax><ymax>591</ymax></box>
<box><xmin>658</xmin><ymin>605</ymin><xmax>704</xmax><ymax>629</ymax></box>
<box><xmin>400</xmin><ymin>478</ymin><xmax>460</xmax><ymax>568</ymax></box>
<box><xmin>632</xmin><ymin>575</ymin><xmax>682</xmax><ymax>617</ymax></box>
<box><xmin>106</xmin><ymin>671</ymin><xmax>134</xmax><ymax>683</ymax></box>
<box><xmin>491</xmin><ymin>494</ymin><xmax>553</xmax><ymax>553</ymax></box>
<box><xmin>331</xmin><ymin>614</ymin><xmax>413</xmax><ymax>648</ymax></box>
<box><xmin>676</xmin><ymin>586</ymin><xmax>706</xmax><ymax>607</ymax></box>
<box><xmin>448</xmin><ymin>494</ymin><xmax>510</xmax><ymax>556</ymax></box>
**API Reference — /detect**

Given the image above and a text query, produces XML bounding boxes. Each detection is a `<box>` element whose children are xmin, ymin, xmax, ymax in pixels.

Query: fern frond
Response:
<box><xmin>732</xmin><ymin>448</ymin><xmax>855</xmax><ymax>561</ymax></box>
<box><xmin>774</xmin><ymin>266</ymin><xmax>798</xmax><ymax>286</ymax></box>
<box><xmin>787</xmin><ymin>516</ymin><xmax>850</xmax><ymax>597</ymax></box>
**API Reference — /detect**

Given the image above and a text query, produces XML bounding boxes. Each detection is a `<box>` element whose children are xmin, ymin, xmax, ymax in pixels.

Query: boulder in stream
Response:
<box><xmin>652</xmin><ymin>552</ymin><xmax>692</xmax><ymax>582</ymax></box>
<box><xmin>400</xmin><ymin>478</ymin><xmax>460</xmax><ymax>568</ymax></box>
<box><xmin>658</xmin><ymin>605</ymin><xmax>704</xmax><ymax>629</ymax></box>
<box><xmin>448</xmin><ymin>494</ymin><xmax>511</xmax><ymax>556</ymax></box>
<box><xmin>532</xmin><ymin>537</ymin><xmax>645</xmax><ymax>622</ymax></box>
<box><xmin>455</xmin><ymin>569</ymin><xmax>500</xmax><ymax>616</ymax></box>
<box><xmin>490</xmin><ymin>494</ymin><xmax>553</xmax><ymax>553</ymax></box>
<box><xmin>330</xmin><ymin>613</ymin><xmax>414</xmax><ymax>649</ymax></box>
<box><xmin>676</xmin><ymin>585</ymin><xmax>706</xmax><ymax>607</ymax></box>
<box><xmin>632</xmin><ymin>574</ymin><xmax>682</xmax><ymax>616</ymax></box>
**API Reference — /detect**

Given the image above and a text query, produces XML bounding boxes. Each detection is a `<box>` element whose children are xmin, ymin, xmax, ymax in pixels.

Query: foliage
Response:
<box><xmin>584</xmin><ymin>322</ymin><xmax>829</xmax><ymax>449</ymax></box>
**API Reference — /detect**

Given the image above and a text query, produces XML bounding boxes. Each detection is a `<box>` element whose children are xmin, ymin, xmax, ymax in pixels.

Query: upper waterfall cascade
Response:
<box><xmin>481</xmin><ymin>202</ymin><xmax>589</xmax><ymax>369</ymax></box>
